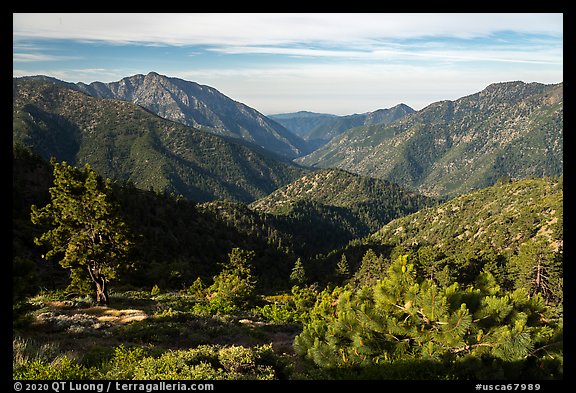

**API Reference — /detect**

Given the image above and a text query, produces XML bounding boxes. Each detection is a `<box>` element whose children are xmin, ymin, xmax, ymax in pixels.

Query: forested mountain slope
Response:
<box><xmin>12</xmin><ymin>145</ymin><xmax>301</xmax><ymax>292</ymax></box>
<box><xmin>304</xmin><ymin>103</ymin><xmax>415</xmax><ymax>145</ymax></box>
<box><xmin>371</xmin><ymin>176</ymin><xmax>562</xmax><ymax>254</ymax></box>
<box><xmin>249</xmin><ymin>168</ymin><xmax>436</xmax><ymax>255</ymax></box>
<box><xmin>298</xmin><ymin>81</ymin><xmax>563</xmax><ymax>198</ymax></box>
<box><xmin>305</xmin><ymin>176</ymin><xmax>562</xmax><ymax>299</ymax></box>
<box><xmin>21</xmin><ymin>73</ymin><xmax>309</xmax><ymax>158</ymax></box>
<box><xmin>344</xmin><ymin>176</ymin><xmax>564</xmax><ymax>297</ymax></box>
<box><xmin>13</xmin><ymin>78</ymin><xmax>308</xmax><ymax>203</ymax></box>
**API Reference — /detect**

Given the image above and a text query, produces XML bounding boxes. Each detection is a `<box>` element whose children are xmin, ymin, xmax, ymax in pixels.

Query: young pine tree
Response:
<box><xmin>351</xmin><ymin>249</ymin><xmax>386</xmax><ymax>287</ymax></box>
<box><xmin>335</xmin><ymin>254</ymin><xmax>350</xmax><ymax>279</ymax></box>
<box><xmin>508</xmin><ymin>236</ymin><xmax>562</xmax><ymax>303</ymax></box>
<box><xmin>208</xmin><ymin>248</ymin><xmax>257</xmax><ymax>311</ymax></box>
<box><xmin>290</xmin><ymin>258</ymin><xmax>306</xmax><ymax>285</ymax></box>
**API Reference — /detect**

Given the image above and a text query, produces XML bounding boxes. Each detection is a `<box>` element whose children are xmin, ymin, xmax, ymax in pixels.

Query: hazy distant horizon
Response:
<box><xmin>13</xmin><ymin>13</ymin><xmax>563</xmax><ymax>115</ymax></box>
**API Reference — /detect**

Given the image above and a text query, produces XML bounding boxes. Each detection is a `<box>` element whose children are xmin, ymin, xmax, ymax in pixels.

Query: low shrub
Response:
<box><xmin>101</xmin><ymin>345</ymin><xmax>149</xmax><ymax>379</ymax></box>
<box><xmin>13</xmin><ymin>357</ymin><xmax>98</xmax><ymax>380</ymax></box>
<box><xmin>13</xmin><ymin>337</ymin><xmax>97</xmax><ymax>380</ymax></box>
<box><xmin>254</xmin><ymin>285</ymin><xmax>319</xmax><ymax>324</ymax></box>
<box><xmin>14</xmin><ymin>342</ymin><xmax>290</xmax><ymax>380</ymax></box>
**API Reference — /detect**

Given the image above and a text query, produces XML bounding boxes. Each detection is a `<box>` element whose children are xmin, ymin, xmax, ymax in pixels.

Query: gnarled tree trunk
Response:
<box><xmin>88</xmin><ymin>265</ymin><xmax>109</xmax><ymax>306</ymax></box>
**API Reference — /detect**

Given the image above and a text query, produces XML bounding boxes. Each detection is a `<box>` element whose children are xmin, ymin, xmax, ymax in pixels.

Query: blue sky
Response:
<box><xmin>13</xmin><ymin>13</ymin><xmax>563</xmax><ymax>115</ymax></box>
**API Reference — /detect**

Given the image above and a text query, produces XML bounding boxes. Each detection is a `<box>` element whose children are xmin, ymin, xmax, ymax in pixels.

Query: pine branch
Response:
<box><xmin>472</xmin><ymin>315</ymin><xmax>492</xmax><ymax>323</ymax></box>
<box><xmin>529</xmin><ymin>341</ymin><xmax>563</xmax><ymax>356</ymax></box>
<box><xmin>417</xmin><ymin>309</ymin><xmax>431</xmax><ymax>324</ymax></box>
<box><xmin>392</xmin><ymin>302</ymin><xmax>409</xmax><ymax>312</ymax></box>
<box><xmin>451</xmin><ymin>343</ymin><xmax>496</xmax><ymax>354</ymax></box>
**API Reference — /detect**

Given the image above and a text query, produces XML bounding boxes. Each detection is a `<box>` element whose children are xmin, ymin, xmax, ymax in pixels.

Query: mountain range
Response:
<box><xmin>270</xmin><ymin>104</ymin><xmax>415</xmax><ymax>149</ymax></box>
<box><xmin>12</xmin><ymin>71</ymin><xmax>564</xmax><ymax>381</ymax></box>
<box><xmin>266</xmin><ymin>111</ymin><xmax>338</xmax><ymax>138</ymax></box>
<box><xmin>13</xmin><ymin>74</ymin><xmax>563</xmax><ymax>205</ymax></box>
<box><xmin>13</xmin><ymin>78</ymin><xmax>308</xmax><ymax>203</ymax></box>
<box><xmin>297</xmin><ymin>81</ymin><xmax>563</xmax><ymax>198</ymax></box>
<box><xmin>19</xmin><ymin>72</ymin><xmax>309</xmax><ymax>159</ymax></box>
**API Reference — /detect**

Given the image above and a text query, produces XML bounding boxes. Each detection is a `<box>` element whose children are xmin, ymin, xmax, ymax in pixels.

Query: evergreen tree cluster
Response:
<box><xmin>294</xmin><ymin>254</ymin><xmax>563</xmax><ymax>379</ymax></box>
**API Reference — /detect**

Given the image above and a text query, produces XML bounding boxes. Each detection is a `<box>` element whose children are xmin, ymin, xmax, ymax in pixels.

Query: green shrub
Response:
<box><xmin>130</xmin><ymin>344</ymin><xmax>280</xmax><ymax>380</ymax></box>
<box><xmin>291</xmin><ymin>285</ymin><xmax>319</xmax><ymax>322</ymax></box>
<box><xmin>190</xmin><ymin>299</ymin><xmax>226</xmax><ymax>316</ymax></box>
<box><xmin>254</xmin><ymin>285</ymin><xmax>319</xmax><ymax>324</ymax></box>
<box><xmin>151</xmin><ymin>284</ymin><xmax>161</xmax><ymax>296</ymax></box>
<box><xmin>207</xmin><ymin>249</ymin><xmax>257</xmax><ymax>312</ymax></box>
<box><xmin>257</xmin><ymin>303</ymin><xmax>299</xmax><ymax>324</ymax></box>
<box><xmin>101</xmin><ymin>345</ymin><xmax>148</xmax><ymax>379</ymax></box>
<box><xmin>13</xmin><ymin>357</ymin><xmax>97</xmax><ymax>380</ymax></box>
<box><xmin>13</xmin><ymin>342</ymin><xmax>286</xmax><ymax>380</ymax></box>
<box><xmin>187</xmin><ymin>277</ymin><xmax>206</xmax><ymax>298</ymax></box>
<box><xmin>218</xmin><ymin>345</ymin><xmax>255</xmax><ymax>373</ymax></box>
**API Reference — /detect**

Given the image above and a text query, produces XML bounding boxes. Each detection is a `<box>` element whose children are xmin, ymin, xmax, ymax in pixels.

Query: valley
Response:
<box><xmin>12</xmin><ymin>73</ymin><xmax>563</xmax><ymax>381</ymax></box>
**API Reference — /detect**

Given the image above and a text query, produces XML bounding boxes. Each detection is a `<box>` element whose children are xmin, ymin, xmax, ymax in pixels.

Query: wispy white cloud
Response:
<box><xmin>13</xmin><ymin>52</ymin><xmax>81</xmax><ymax>63</ymax></box>
<box><xmin>15</xmin><ymin>13</ymin><xmax>561</xmax><ymax>68</ymax></box>
<box><xmin>209</xmin><ymin>43</ymin><xmax>562</xmax><ymax>65</ymax></box>
<box><xmin>13</xmin><ymin>68</ymin><xmax>134</xmax><ymax>83</ymax></box>
<box><xmin>13</xmin><ymin>13</ymin><xmax>562</xmax><ymax>47</ymax></box>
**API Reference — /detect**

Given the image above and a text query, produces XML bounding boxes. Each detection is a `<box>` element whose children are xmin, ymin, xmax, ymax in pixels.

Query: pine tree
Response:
<box><xmin>415</xmin><ymin>245</ymin><xmax>453</xmax><ymax>285</ymax></box>
<box><xmin>294</xmin><ymin>254</ymin><xmax>563</xmax><ymax>378</ymax></box>
<box><xmin>290</xmin><ymin>258</ymin><xmax>306</xmax><ymax>285</ymax></box>
<box><xmin>31</xmin><ymin>161</ymin><xmax>133</xmax><ymax>305</ymax></box>
<box><xmin>508</xmin><ymin>236</ymin><xmax>562</xmax><ymax>303</ymax></box>
<box><xmin>208</xmin><ymin>248</ymin><xmax>257</xmax><ymax>310</ymax></box>
<box><xmin>352</xmin><ymin>249</ymin><xmax>386</xmax><ymax>287</ymax></box>
<box><xmin>335</xmin><ymin>254</ymin><xmax>350</xmax><ymax>278</ymax></box>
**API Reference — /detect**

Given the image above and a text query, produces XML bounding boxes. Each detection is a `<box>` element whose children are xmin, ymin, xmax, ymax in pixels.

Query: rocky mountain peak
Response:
<box><xmin>70</xmin><ymin>72</ymin><xmax>309</xmax><ymax>158</ymax></box>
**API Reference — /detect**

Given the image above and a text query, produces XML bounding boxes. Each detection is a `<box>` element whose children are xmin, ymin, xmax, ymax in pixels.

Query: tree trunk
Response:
<box><xmin>94</xmin><ymin>275</ymin><xmax>109</xmax><ymax>305</ymax></box>
<box><xmin>88</xmin><ymin>266</ymin><xmax>109</xmax><ymax>306</ymax></box>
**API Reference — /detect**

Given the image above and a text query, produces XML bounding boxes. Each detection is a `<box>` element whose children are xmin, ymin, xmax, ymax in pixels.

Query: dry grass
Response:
<box><xmin>17</xmin><ymin>291</ymin><xmax>301</xmax><ymax>358</ymax></box>
<box><xmin>35</xmin><ymin>303</ymin><xmax>149</xmax><ymax>329</ymax></box>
